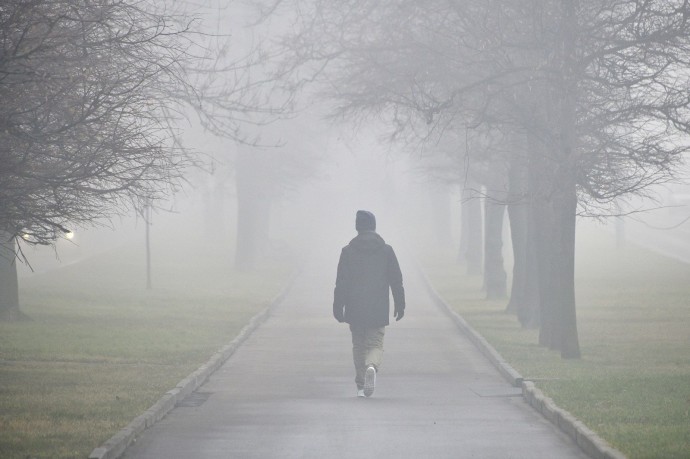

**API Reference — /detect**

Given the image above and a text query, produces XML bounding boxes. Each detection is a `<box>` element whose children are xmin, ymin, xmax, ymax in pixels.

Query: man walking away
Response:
<box><xmin>333</xmin><ymin>210</ymin><xmax>406</xmax><ymax>398</ymax></box>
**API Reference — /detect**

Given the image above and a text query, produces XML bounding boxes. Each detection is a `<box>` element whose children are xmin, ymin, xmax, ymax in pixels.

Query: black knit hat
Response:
<box><xmin>355</xmin><ymin>210</ymin><xmax>376</xmax><ymax>232</ymax></box>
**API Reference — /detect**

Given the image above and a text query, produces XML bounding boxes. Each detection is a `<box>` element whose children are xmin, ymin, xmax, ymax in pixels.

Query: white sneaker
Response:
<box><xmin>357</xmin><ymin>389</ymin><xmax>365</xmax><ymax>398</ymax></box>
<box><xmin>363</xmin><ymin>366</ymin><xmax>376</xmax><ymax>397</ymax></box>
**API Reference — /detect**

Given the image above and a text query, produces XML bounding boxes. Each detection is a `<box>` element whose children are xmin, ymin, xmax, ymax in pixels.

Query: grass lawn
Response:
<box><xmin>0</xmin><ymin>239</ymin><xmax>294</xmax><ymax>459</ymax></box>
<box><xmin>420</xmin><ymin>225</ymin><xmax>690</xmax><ymax>459</ymax></box>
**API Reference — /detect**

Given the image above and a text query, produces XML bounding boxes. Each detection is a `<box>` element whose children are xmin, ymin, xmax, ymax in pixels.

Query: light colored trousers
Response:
<box><xmin>349</xmin><ymin>325</ymin><xmax>385</xmax><ymax>389</ymax></box>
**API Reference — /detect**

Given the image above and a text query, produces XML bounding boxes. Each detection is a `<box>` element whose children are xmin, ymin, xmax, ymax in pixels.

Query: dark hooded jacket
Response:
<box><xmin>333</xmin><ymin>231</ymin><xmax>405</xmax><ymax>327</ymax></box>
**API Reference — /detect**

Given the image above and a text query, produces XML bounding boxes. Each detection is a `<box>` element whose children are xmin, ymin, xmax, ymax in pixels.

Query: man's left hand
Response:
<box><xmin>394</xmin><ymin>307</ymin><xmax>404</xmax><ymax>321</ymax></box>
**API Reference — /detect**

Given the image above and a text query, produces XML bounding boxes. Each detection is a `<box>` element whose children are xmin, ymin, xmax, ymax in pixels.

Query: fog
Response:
<box><xmin>14</xmin><ymin>87</ymin><xmax>690</xmax><ymax>280</ymax></box>
<box><xmin>16</xmin><ymin>114</ymin><xmax>690</xmax><ymax>280</ymax></box>
<box><xmin>10</xmin><ymin>0</ymin><xmax>690</xmax><ymax>315</ymax></box>
<box><xmin>15</xmin><ymin>116</ymin><xmax>433</xmax><ymax>276</ymax></box>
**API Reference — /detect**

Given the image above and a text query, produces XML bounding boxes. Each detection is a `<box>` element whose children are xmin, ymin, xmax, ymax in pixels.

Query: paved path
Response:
<box><xmin>123</xmin><ymin>255</ymin><xmax>588</xmax><ymax>459</ymax></box>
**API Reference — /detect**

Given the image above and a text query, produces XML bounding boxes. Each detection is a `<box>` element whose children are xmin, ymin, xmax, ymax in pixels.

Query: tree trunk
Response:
<box><xmin>235</xmin><ymin>149</ymin><xmax>271</xmax><ymax>271</ymax></box>
<box><xmin>506</xmin><ymin>196</ymin><xmax>526</xmax><ymax>312</ymax></box>
<box><xmin>533</xmin><ymin>188</ymin><xmax>556</xmax><ymax>349</ymax></box>
<box><xmin>0</xmin><ymin>231</ymin><xmax>21</xmax><ymax>321</ymax></box>
<box><xmin>521</xmin><ymin>200</ymin><xmax>541</xmax><ymax>328</ymax></box>
<box><xmin>483</xmin><ymin>179</ymin><xmax>507</xmax><ymax>299</ymax></box>
<box><xmin>529</xmin><ymin>95</ymin><xmax>579</xmax><ymax>356</ymax></box>
<box><xmin>145</xmin><ymin>203</ymin><xmax>152</xmax><ymax>290</ymax></box>
<box><xmin>557</xmin><ymin>182</ymin><xmax>580</xmax><ymax>359</ymax></box>
<box><xmin>546</xmin><ymin>0</ymin><xmax>580</xmax><ymax>359</ymax></box>
<box><xmin>507</xmin><ymin>143</ymin><xmax>540</xmax><ymax>327</ymax></box>
<box><xmin>531</xmin><ymin>0</ymin><xmax>581</xmax><ymax>358</ymax></box>
<box><xmin>535</xmin><ymin>176</ymin><xmax>580</xmax><ymax>358</ymax></box>
<box><xmin>458</xmin><ymin>185</ymin><xmax>483</xmax><ymax>275</ymax></box>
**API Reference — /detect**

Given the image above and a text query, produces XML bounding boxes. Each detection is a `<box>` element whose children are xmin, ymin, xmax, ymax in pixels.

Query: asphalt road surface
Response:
<box><xmin>123</xmin><ymin>255</ymin><xmax>589</xmax><ymax>459</ymax></box>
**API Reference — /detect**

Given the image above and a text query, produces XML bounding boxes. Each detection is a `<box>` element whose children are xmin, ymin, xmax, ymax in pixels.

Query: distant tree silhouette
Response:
<box><xmin>0</xmin><ymin>0</ymin><xmax>263</xmax><ymax>318</ymax></box>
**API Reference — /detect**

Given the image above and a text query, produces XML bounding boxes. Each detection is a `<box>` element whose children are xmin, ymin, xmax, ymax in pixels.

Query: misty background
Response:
<box><xmin>5</xmin><ymin>0</ymin><xmax>690</xmax><ymax>358</ymax></box>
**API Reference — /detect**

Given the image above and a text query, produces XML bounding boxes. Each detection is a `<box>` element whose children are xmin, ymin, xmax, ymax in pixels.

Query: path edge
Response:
<box><xmin>419</xmin><ymin>269</ymin><xmax>627</xmax><ymax>459</ymax></box>
<box><xmin>87</xmin><ymin>274</ymin><xmax>298</xmax><ymax>459</ymax></box>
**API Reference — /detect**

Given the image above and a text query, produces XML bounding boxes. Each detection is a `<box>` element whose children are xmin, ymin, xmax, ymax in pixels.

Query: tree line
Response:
<box><xmin>253</xmin><ymin>0</ymin><xmax>690</xmax><ymax>358</ymax></box>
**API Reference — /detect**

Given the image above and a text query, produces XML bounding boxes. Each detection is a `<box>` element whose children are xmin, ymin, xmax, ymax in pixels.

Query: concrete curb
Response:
<box><xmin>419</xmin><ymin>269</ymin><xmax>627</xmax><ymax>459</ymax></box>
<box><xmin>88</xmin><ymin>279</ymin><xmax>295</xmax><ymax>459</ymax></box>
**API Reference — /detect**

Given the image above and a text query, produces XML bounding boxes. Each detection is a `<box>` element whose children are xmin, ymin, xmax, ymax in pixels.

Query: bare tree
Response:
<box><xmin>498</xmin><ymin>1</ymin><xmax>690</xmax><ymax>357</ymax></box>
<box><xmin>0</xmin><ymin>0</ymin><xmax>200</xmax><ymax>318</ymax></box>
<box><xmin>253</xmin><ymin>0</ymin><xmax>690</xmax><ymax>358</ymax></box>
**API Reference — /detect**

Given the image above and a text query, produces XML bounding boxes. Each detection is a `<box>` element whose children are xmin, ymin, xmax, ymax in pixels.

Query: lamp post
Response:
<box><xmin>144</xmin><ymin>201</ymin><xmax>152</xmax><ymax>290</ymax></box>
